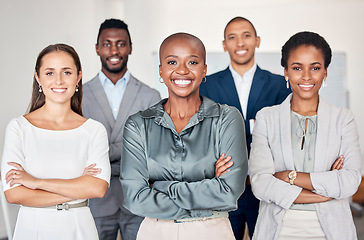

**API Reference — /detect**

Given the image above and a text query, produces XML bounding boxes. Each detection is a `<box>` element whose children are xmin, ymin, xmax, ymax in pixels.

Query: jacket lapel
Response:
<box><xmin>219</xmin><ymin>68</ymin><xmax>243</xmax><ymax>113</ymax></box>
<box><xmin>246</xmin><ymin>66</ymin><xmax>266</xmax><ymax>120</ymax></box>
<box><xmin>279</xmin><ymin>94</ymin><xmax>295</xmax><ymax>170</ymax></box>
<box><xmin>314</xmin><ymin>97</ymin><xmax>330</xmax><ymax>171</ymax></box>
<box><xmin>89</xmin><ymin>76</ymin><xmax>115</xmax><ymax>128</ymax></box>
<box><xmin>110</xmin><ymin>75</ymin><xmax>140</xmax><ymax>140</ymax></box>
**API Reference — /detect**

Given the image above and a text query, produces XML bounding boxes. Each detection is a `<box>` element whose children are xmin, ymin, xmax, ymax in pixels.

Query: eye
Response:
<box><xmin>292</xmin><ymin>67</ymin><xmax>301</xmax><ymax>71</ymax></box>
<box><xmin>244</xmin><ymin>34</ymin><xmax>251</xmax><ymax>38</ymax></box>
<box><xmin>46</xmin><ymin>72</ymin><xmax>53</xmax><ymax>76</ymax></box>
<box><xmin>228</xmin><ymin>36</ymin><xmax>235</xmax><ymax>40</ymax></box>
<box><xmin>64</xmin><ymin>71</ymin><xmax>72</xmax><ymax>75</ymax></box>
<box><xmin>189</xmin><ymin>61</ymin><xmax>198</xmax><ymax>65</ymax></box>
<box><xmin>103</xmin><ymin>43</ymin><xmax>110</xmax><ymax>47</ymax></box>
<box><xmin>312</xmin><ymin>67</ymin><xmax>321</xmax><ymax>71</ymax></box>
<box><xmin>117</xmin><ymin>43</ymin><xmax>126</xmax><ymax>47</ymax></box>
<box><xmin>167</xmin><ymin>60</ymin><xmax>177</xmax><ymax>65</ymax></box>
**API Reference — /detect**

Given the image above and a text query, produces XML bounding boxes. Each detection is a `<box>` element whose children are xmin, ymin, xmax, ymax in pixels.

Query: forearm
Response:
<box><xmin>274</xmin><ymin>170</ymin><xmax>314</xmax><ymax>191</ymax></box>
<box><xmin>4</xmin><ymin>186</ymin><xmax>73</xmax><ymax>207</ymax></box>
<box><xmin>294</xmin><ymin>189</ymin><xmax>331</xmax><ymax>204</ymax></box>
<box><xmin>36</xmin><ymin>176</ymin><xmax>108</xmax><ymax>199</ymax></box>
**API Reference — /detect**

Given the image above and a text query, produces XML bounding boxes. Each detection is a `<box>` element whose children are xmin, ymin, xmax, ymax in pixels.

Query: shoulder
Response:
<box><xmin>6</xmin><ymin>116</ymin><xmax>27</xmax><ymax>131</ymax></box>
<box><xmin>130</xmin><ymin>75</ymin><xmax>160</xmax><ymax>95</ymax></box>
<box><xmin>83</xmin><ymin>119</ymin><xmax>108</xmax><ymax>136</ymax></box>
<box><xmin>319</xmin><ymin>98</ymin><xmax>354</xmax><ymax>123</ymax></box>
<box><xmin>206</xmin><ymin>68</ymin><xmax>230</xmax><ymax>82</ymax></box>
<box><xmin>256</xmin><ymin>67</ymin><xmax>284</xmax><ymax>81</ymax></box>
<box><xmin>203</xmin><ymin>97</ymin><xmax>243</xmax><ymax>122</ymax></box>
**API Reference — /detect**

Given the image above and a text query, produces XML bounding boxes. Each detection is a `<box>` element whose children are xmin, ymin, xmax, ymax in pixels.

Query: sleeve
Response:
<box><xmin>152</xmin><ymin>107</ymin><xmax>248</xmax><ymax>211</ymax></box>
<box><xmin>87</xmin><ymin>122</ymin><xmax>111</xmax><ymax>185</ymax></box>
<box><xmin>1</xmin><ymin>118</ymin><xmax>25</xmax><ymax>192</ymax></box>
<box><xmin>249</xmin><ymin>110</ymin><xmax>302</xmax><ymax>209</ymax></box>
<box><xmin>310</xmin><ymin>110</ymin><xmax>362</xmax><ymax>199</ymax></box>
<box><xmin>120</xmin><ymin>117</ymin><xmax>208</xmax><ymax>220</ymax></box>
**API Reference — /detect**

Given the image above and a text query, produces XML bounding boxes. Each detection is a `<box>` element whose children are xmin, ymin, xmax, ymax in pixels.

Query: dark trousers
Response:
<box><xmin>93</xmin><ymin>209</ymin><xmax>144</xmax><ymax>240</ymax></box>
<box><xmin>229</xmin><ymin>185</ymin><xmax>260</xmax><ymax>239</ymax></box>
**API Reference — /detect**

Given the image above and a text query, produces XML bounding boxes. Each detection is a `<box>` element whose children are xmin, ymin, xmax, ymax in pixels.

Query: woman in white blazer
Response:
<box><xmin>249</xmin><ymin>31</ymin><xmax>362</xmax><ymax>240</ymax></box>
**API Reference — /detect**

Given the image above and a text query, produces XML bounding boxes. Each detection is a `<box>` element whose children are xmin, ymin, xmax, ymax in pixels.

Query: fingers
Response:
<box><xmin>5</xmin><ymin>168</ymin><xmax>21</xmax><ymax>185</ymax></box>
<box><xmin>7</xmin><ymin>162</ymin><xmax>24</xmax><ymax>171</ymax></box>
<box><xmin>83</xmin><ymin>164</ymin><xmax>102</xmax><ymax>176</ymax></box>
<box><xmin>215</xmin><ymin>153</ymin><xmax>233</xmax><ymax>177</ymax></box>
<box><xmin>331</xmin><ymin>155</ymin><xmax>344</xmax><ymax>170</ymax></box>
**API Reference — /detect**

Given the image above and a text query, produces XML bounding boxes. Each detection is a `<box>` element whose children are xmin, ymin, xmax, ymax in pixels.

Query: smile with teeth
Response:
<box><xmin>299</xmin><ymin>84</ymin><xmax>314</xmax><ymax>90</ymax></box>
<box><xmin>108</xmin><ymin>57</ymin><xmax>121</xmax><ymax>63</ymax></box>
<box><xmin>52</xmin><ymin>88</ymin><xmax>67</xmax><ymax>93</ymax></box>
<box><xmin>236</xmin><ymin>50</ymin><xmax>247</xmax><ymax>56</ymax></box>
<box><xmin>173</xmin><ymin>79</ymin><xmax>192</xmax><ymax>86</ymax></box>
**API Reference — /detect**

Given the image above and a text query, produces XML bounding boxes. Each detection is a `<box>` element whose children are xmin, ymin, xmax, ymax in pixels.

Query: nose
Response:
<box><xmin>175</xmin><ymin>62</ymin><xmax>189</xmax><ymax>75</ymax></box>
<box><xmin>55</xmin><ymin>74</ymin><xmax>64</xmax><ymax>85</ymax></box>
<box><xmin>110</xmin><ymin>44</ymin><xmax>119</xmax><ymax>55</ymax></box>
<box><xmin>237</xmin><ymin>36</ymin><xmax>245</xmax><ymax>47</ymax></box>
<box><xmin>302</xmin><ymin>69</ymin><xmax>312</xmax><ymax>81</ymax></box>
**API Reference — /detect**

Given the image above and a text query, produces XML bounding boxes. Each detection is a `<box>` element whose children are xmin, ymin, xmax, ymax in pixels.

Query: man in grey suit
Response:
<box><xmin>82</xmin><ymin>19</ymin><xmax>161</xmax><ymax>240</ymax></box>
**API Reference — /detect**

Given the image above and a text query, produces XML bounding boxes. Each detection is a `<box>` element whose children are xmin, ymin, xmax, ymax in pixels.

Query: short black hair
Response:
<box><xmin>96</xmin><ymin>19</ymin><xmax>132</xmax><ymax>45</ymax></box>
<box><xmin>224</xmin><ymin>16</ymin><xmax>257</xmax><ymax>38</ymax></box>
<box><xmin>281</xmin><ymin>31</ymin><xmax>332</xmax><ymax>69</ymax></box>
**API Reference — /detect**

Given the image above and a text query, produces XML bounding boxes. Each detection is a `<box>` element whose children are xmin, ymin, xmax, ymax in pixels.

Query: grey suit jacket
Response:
<box><xmin>249</xmin><ymin>94</ymin><xmax>362</xmax><ymax>240</ymax></box>
<box><xmin>82</xmin><ymin>74</ymin><xmax>161</xmax><ymax>217</ymax></box>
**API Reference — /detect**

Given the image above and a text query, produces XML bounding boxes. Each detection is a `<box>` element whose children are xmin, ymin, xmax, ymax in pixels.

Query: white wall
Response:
<box><xmin>1</xmin><ymin>0</ymin><xmax>363</xmax><ymax>238</ymax></box>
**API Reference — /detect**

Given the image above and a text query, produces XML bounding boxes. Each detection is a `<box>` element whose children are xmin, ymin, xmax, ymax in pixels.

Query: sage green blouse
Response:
<box><xmin>290</xmin><ymin>110</ymin><xmax>317</xmax><ymax>211</ymax></box>
<box><xmin>120</xmin><ymin>96</ymin><xmax>248</xmax><ymax>220</ymax></box>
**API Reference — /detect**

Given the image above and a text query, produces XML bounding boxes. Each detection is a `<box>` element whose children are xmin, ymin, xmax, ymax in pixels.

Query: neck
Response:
<box><xmin>39</xmin><ymin>101</ymin><xmax>75</xmax><ymax>122</ymax></box>
<box><xmin>164</xmin><ymin>94</ymin><xmax>201</xmax><ymax>119</ymax></box>
<box><xmin>102</xmin><ymin>68</ymin><xmax>127</xmax><ymax>85</ymax></box>
<box><xmin>231</xmin><ymin>59</ymin><xmax>254</xmax><ymax>77</ymax></box>
<box><xmin>290</xmin><ymin>95</ymin><xmax>319</xmax><ymax>116</ymax></box>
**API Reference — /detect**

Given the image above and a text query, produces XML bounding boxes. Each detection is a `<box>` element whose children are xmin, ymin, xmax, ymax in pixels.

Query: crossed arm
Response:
<box><xmin>4</xmin><ymin>162</ymin><xmax>108</xmax><ymax>207</ymax></box>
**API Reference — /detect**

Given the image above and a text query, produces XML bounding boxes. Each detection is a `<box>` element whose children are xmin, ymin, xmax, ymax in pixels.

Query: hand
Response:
<box><xmin>273</xmin><ymin>170</ymin><xmax>291</xmax><ymax>183</ymax></box>
<box><xmin>215</xmin><ymin>153</ymin><xmax>233</xmax><ymax>177</ymax></box>
<box><xmin>5</xmin><ymin>162</ymin><xmax>39</xmax><ymax>189</ymax></box>
<box><xmin>331</xmin><ymin>155</ymin><xmax>344</xmax><ymax>170</ymax></box>
<box><xmin>83</xmin><ymin>164</ymin><xmax>102</xmax><ymax>176</ymax></box>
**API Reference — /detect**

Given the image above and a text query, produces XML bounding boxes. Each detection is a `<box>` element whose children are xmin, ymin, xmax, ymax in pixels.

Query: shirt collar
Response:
<box><xmin>140</xmin><ymin>96</ymin><xmax>220</xmax><ymax>125</ymax></box>
<box><xmin>229</xmin><ymin>62</ymin><xmax>257</xmax><ymax>81</ymax></box>
<box><xmin>98</xmin><ymin>70</ymin><xmax>130</xmax><ymax>86</ymax></box>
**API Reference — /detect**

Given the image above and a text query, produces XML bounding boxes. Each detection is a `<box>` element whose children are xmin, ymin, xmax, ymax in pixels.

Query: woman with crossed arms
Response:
<box><xmin>249</xmin><ymin>31</ymin><xmax>362</xmax><ymax>240</ymax></box>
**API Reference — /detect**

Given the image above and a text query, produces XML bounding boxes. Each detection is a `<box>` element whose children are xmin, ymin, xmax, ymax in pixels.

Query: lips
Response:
<box><xmin>298</xmin><ymin>84</ymin><xmax>314</xmax><ymax>90</ymax></box>
<box><xmin>172</xmin><ymin>79</ymin><xmax>192</xmax><ymax>87</ymax></box>
<box><xmin>51</xmin><ymin>88</ymin><xmax>67</xmax><ymax>93</ymax></box>
<box><xmin>235</xmin><ymin>50</ymin><xmax>247</xmax><ymax>56</ymax></box>
<box><xmin>107</xmin><ymin>56</ymin><xmax>122</xmax><ymax>64</ymax></box>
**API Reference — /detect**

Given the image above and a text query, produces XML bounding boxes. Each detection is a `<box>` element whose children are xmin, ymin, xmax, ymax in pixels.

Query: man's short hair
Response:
<box><xmin>96</xmin><ymin>19</ymin><xmax>132</xmax><ymax>45</ymax></box>
<box><xmin>224</xmin><ymin>16</ymin><xmax>257</xmax><ymax>38</ymax></box>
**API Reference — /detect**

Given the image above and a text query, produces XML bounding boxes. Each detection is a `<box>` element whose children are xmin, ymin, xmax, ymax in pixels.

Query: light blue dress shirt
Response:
<box><xmin>99</xmin><ymin>70</ymin><xmax>130</xmax><ymax>119</ymax></box>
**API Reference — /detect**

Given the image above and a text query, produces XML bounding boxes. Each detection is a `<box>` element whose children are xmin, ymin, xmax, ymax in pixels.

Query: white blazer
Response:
<box><xmin>249</xmin><ymin>94</ymin><xmax>362</xmax><ymax>240</ymax></box>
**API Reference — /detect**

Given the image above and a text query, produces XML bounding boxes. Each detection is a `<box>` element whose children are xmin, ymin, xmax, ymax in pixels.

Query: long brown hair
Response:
<box><xmin>28</xmin><ymin>43</ymin><xmax>83</xmax><ymax>115</ymax></box>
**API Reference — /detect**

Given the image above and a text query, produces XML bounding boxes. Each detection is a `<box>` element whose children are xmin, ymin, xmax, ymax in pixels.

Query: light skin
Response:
<box><xmin>159</xmin><ymin>34</ymin><xmax>231</xmax><ymax>177</ymax></box>
<box><xmin>223</xmin><ymin>20</ymin><xmax>260</xmax><ymax>76</ymax></box>
<box><xmin>4</xmin><ymin>51</ymin><xmax>108</xmax><ymax>207</ymax></box>
<box><xmin>96</xmin><ymin>28</ymin><xmax>132</xmax><ymax>84</ymax></box>
<box><xmin>274</xmin><ymin>44</ymin><xmax>343</xmax><ymax>204</ymax></box>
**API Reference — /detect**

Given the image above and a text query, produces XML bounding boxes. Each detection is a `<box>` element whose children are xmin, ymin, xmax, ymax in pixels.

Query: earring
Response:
<box><xmin>322</xmin><ymin>77</ymin><xmax>327</xmax><ymax>88</ymax></box>
<box><xmin>285</xmin><ymin>77</ymin><xmax>290</xmax><ymax>89</ymax></box>
<box><xmin>159</xmin><ymin>77</ymin><xmax>164</xmax><ymax>83</ymax></box>
<box><xmin>202</xmin><ymin>77</ymin><xmax>207</xmax><ymax>83</ymax></box>
<box><xmin>39</xmin><ymin>86</ymin><xmax>43</xmax><ymax>93</ymax></box>
<box><xmin>75</xmin><ymin>85</ymin><xmax>79</xmax><ymax>92</ymax></box>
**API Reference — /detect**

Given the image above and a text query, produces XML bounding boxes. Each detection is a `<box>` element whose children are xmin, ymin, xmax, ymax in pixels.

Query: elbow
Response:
<box><xmin>92</xmin><ymin>183</ymin><xmax>108</xmax><ymax>198</ymax></box>
<box><xmin>4</xmin><ymin>190</ymin><xmax>21</xmax><ymax>204</ymax></box>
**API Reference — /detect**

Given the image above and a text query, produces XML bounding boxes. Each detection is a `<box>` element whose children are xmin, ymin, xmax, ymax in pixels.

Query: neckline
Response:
<box><xmin>21</xmin><ymin>116</ymin><xmax>90</xmax><ymax>132</ymax></box>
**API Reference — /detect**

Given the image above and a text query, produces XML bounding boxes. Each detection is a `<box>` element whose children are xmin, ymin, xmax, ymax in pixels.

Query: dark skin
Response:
<box><xmin>159</xmin><ymin>34</ymin><xmax>231</xmax><ymax>177</ymax></box>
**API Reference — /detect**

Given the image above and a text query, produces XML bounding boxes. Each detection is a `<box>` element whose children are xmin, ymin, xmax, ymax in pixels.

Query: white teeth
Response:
<box><xmin>109</xmin><ymin>58</ymin><xmax>120</xmax><ymax>62</ymax></box>
<box><xmin>52</xmin><ymin>88</ymin><xmax>66</xmax><ymax>93</ymax></box>
<box><xmin>299</xmin><ymin>84</ymin><xmax>314</xmax><ymax>88</ymax></box>
<box><xmin>174</xmin><ymin>80</ymin><xmax>192</xmax><ymax>85</ymax></box>
<box><xmin>236</xmin><ymin>50</ymin><xmax>247</xmax><ymax>55</ymax></box>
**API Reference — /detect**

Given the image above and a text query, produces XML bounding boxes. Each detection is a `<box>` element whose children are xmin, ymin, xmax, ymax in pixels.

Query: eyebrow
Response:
<box><xmin>44</xmin><ymin>67</ymin><xmax>73</xmax><ymax>71</ymax></box>
<box><xmin>290</xmin><ymin>62</ymin><xmax>322</xmax><ymax>66</ymax></box>
<box><xmin>227</xmin><ymin>31</ymin><xmax>251</xmax><ymax>37</ymax></box>
<box><xmin>165</xmin><ymin>55</ymin><xmax>201</xmax><ymax>59</ymax></box>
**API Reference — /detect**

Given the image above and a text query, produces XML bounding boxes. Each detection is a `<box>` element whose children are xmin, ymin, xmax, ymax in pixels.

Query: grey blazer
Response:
<box><xmin>82</xmin><ymin>74</ymin><xmax>161</xmax><ymax>217</ymax></box>
<box><xmin>249</xmin><ymin>94</ymin><xmax>362</xmax><ymax>240</ymax></box>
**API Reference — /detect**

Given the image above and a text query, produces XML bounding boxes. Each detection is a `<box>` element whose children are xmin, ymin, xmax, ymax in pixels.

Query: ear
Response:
<box><xmin>77</xmin><ymin>71</ymin><xmax>82</xmax><ymax>84</ymax></box>
<box><xmin>159</xmin><ymin>64</ymin><xmax>162</xmax><ymax>77</ymax></box>
<box><xmin>129</xmin><ymin>44</ymin><xmax>132</xmax><ymax>55</ymax></box>
<box><xmin>203</xmin><ymin>64</ymin><xmax>207</xmax><ymax>77</ymax></box>
<box><xmin>256</xmin><ymin>36</ymin><xmax>261</xmax><ymax>48</ymax></box>
<box><xmin>324</xmin><ymin>68</ymin><xmax>328</xmax><ymax>79</ymax></box>
<box><xmin>95</xmin><ymin>43</ymin><xmax>100</xmax><ymax>56</ymax></box>
<box><xmin>35</xmin><ymin>72</ymin><xmax>40</xmax><ymax>85</ymax></box>
<box><xmin>222</xmin><ymin>40</ymin><xmax>227</xmax><ymax>52</ymax></box>
<box><xmin>284</xmin><ymin>68</ymin><xmax>288</xmax><ymax>79</ymax></box>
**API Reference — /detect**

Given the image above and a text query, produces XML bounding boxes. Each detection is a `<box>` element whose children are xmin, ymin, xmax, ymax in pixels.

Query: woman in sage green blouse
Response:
<box><xmin>249</xmin><ymin>32</ymin><xmax>362</xmax><ymax>240</ymax></box>
<box><xmin>120</xmin><ymin>33</ymin><xmax>248</xmax><ymax>240</ymax></box>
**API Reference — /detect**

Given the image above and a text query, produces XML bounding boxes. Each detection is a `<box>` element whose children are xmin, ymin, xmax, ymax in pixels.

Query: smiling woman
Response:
<box><xmin>0</xmin><ymin>44</ymin><xmax>111</xmax><ymax>240</ymax></box>
<box><xmin>120</xmin><ymin>33</ymin><xmax>248</xmax><ymax>240</ymax></box>
<box><xmin>249</xmin><ymin>32</ymin><xmax>362</xmax><ymax>240</ymax></box>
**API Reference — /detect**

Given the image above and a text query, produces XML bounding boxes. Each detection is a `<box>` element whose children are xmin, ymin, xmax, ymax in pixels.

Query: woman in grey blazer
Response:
<box><xmin>249</xmin><ymin>31</ymin><xmax>362</xmax><ymax>240</ymax></box>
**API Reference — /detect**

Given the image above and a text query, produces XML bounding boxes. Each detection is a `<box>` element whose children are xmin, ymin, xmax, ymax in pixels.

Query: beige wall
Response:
<box><xmin>1</xmin><ymin>0</ymin><xmax>363</xmax><ymax>238</ymax></box>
